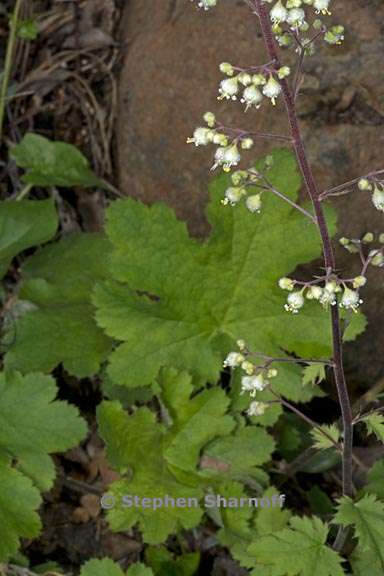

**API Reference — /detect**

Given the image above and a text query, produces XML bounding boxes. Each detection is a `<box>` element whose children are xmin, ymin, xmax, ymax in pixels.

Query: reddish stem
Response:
<box><xmin>254</xmin><ymin>0</ymin><xmax>353</xmax><ymax>502</ymax></box>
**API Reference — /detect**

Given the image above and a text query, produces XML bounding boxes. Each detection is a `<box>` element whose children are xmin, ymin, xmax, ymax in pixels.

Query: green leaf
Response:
<box><xmin>97</xmin><ymin>369</ymin><xmax>272</xmax><ymax>544</ymax></box>
<box><xmin>0</xmin><ymin>463</ymin><xmax>42</xmax><ymax>562</ymax></box>
<box><xmin>127</xmin><ymin>565</ymin><xmax>154</xmax><ymax>576</ymax></box>
<box><xmin>217</xmin><ymin>485</ymin><xmax>291</xmax><ymax>570</ymax></box>
<box><xmin>201</xmin><ymin>424</ymin><xmax>275</xmax><ymax>481</ymax></box>
<box><xmin>0</xmin><ymin>199</ymin><xmax>58</xmax><ymax>278</ymax></box>
<box><xmin>364</xmin><ymin>460</ymin><xmax>384</xmax><ymax>499</ymax></box>
<box><xmin>306</xmin><ymin>486</ymin><xmax>333</xmax><ymax>516</ymax></box>
<box><xmin>145</xmin><ymin>546</ymin><xmax>200</xmax><ymax>576</ymax></box>
<box><xmin>4</xmin><ymin>234</ymin><xmax>113</xmax><ymax>377</ymax></box>
<box><xmin>0</xmin><ymin>371</ymin><xmax>87</xmax><ymax>561</ymax></box>
<box><xmin>248</xmin><ymin>516</ymin><xmax>345</xmax><ymax>576</ymax></box>
<box><xmin>0</xmin><ymin>371</ymin><xmax>87</xmax><ymax>488</ymax></box>
<box><xmin>10</xmin><ymin>134</ymin><xmax>102</xmax><ymax>188</ymax></box>
<box><xmin>16</xmin><ymin>19</ymin><xmax>39</xmax><ymax>40</ymax></box>
<box><xmin>362</xmin><ymin>413</ymin><xmax>384</xmax><ymax>443</ymax></box>
<box><xmin>311</xmin><ymin>424</ymin><xmax>340</xmax><ymax>450</ymax></box>
<box><xmin>94</xmin><ymin>149</ymin><xmax>362</xmax><ymax>399</ymax></box>
<box><xmin>351</xmin><ymin>547</ymin><xmax>384</xmax><ymax>576</ymax></box>
<box><xmin>302</xmin><ymin>364</ymin><xmax>326</xmax><ymax>387</ymax></box>
<box><xmin>334</xmin><ymin>494</ymin><xmax>384</xmax><ymax>571</ymax></box>
<box><xmin>80</xmin><ymin>558</ymin><xmax>125</xmax><ymax>576</ymax></box>
<box><xmin>97</xmin><ymin>401</ymin><xmax>204</xmax><ymax>543</ymax></box>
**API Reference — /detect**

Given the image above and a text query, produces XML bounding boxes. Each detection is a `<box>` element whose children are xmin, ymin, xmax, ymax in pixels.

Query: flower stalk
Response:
<box><xmin>253</xmin><ymin>0</ymin><xmax>354</xmax><ymax>515</ymax></box>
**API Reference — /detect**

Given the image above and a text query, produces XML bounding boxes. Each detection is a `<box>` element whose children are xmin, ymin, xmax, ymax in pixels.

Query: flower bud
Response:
<box><xmin>203</xmin><ymin>111</ymin><xmax>216</xmax><ymax>127</ymax></box>
<box><xmin>352</xmin><ymin>276</ymin><xmax>367</xmax><ymax>289</ymax></box>
<box><xmin>241</xmin><ymin>360</ymin><xmax>255</xmax><ymax>375</ymax></box>
<box><xmin>278</xmin><ymin>277</ymin><xmax>295</xmax><ymax>291</ymax></box>
<box><xmin>358</xmin><ymin>178</ymin><xmax>372</xmax><ymax>191</ymax></box>
<box><xmin>246</xmin><ymin>194</ymin><xmax>262</xmax><ymax>213</ymax></box>
<box><xmin>372</xmin><ymin>186</ymin><xmax>384</xmax><ymax>212</ymax></box>
<box><xmin>219</xmin><ymin>62</ymin><xmax>234</xmax><ymax>76</ymax></box>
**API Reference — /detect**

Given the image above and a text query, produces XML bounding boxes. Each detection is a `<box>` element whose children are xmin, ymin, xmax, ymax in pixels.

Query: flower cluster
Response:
<box><xmin>191</xmin><ymin>0</ymin><xmax>345</xmax><ymax>50</ymax></box>
<box><xmin>223</xmin><ymin>340</ymin><xmax>277</xmax><ymax>417</ymax></box>
<box><xmin>187</xmin><ymin>113</ymin><xmax>256</xmax><ymax>172</ymax></box>
<box><xmin>340</xmin><ymin>234</ymin><xmax>384</xmax><ymax>268</ymax></box>
<box><xmin>264</xmin><ymin>0</ymin><xmax>344</xmax><ymax>49</ymax></box>
<box><xmin>219</xmin><ymin>63</ymin><xmax>290</xmax><ymax>108</ymax></box>
<box><xmin>358</xmin><ymin>178</ymin><xmax>384</xmax><ymax>213</ymax></box>
<box><xmin>279</xmin><ymin>277</ymin><xmax>364</xmax><ymax>314</ymax></box>
<box><xmin>222</xmin><ymin>168</ymin><xmax>265</xmax><ymax>214</ymax></box>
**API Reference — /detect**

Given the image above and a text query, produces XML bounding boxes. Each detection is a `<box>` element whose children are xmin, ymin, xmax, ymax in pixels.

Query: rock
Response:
<box><xmin>117</xmin><ymin>0</ymin><xmax>384</xmax><ymax>382</ymax></box>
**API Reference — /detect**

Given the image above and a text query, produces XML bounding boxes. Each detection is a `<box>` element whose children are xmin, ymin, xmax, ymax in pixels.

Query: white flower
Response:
<box><xmin>262</xmin><ymin>76</ymin><xmax>282</xmax><ymax>105</ymax></box>
<box><xmin>224</xmin><ymin>187</ymin><xmax>245</xmax><ymax>205</ymax></box>
<box><xmin>287</xmin><ymin>7</ymin><xmax>306</xmax><ymax>28</ymax></box>
<box><xmin>247</xmin><ymin>401</ymin><xmax>268</xmax><ymax>417</ymax></box>
<box><xmin>212</xmin><ymin>147</ymin><xmax>226</xmax><ymax>169</ymax></box>
<box><xmin>314</xmin><ymin>0</ymin><xmax>331</xmax><ymax>14</ymax></box>
<box><xmin>319</xmin><ymin>286</ymin><xmax>337</xmax><ymax>308</ymax></box>
<box><xmin>218</xmin><ymin>77</ymin><xmax>239</xmax><ymax>100</ymax></box>
<box><xmin>222</xmin><ymin>144</ymin><xmax>241</xmax><ymax>171</ymax></box>
<box><xmin>246</xmin><ymin>194</ymin><xmax>262</xmax><ymax>213</ymax></box>
<box><xmin>270</xmin><ymin>1</ymin><xmax>288</xmax><ymax>23</ymax></box>
<box><xmin>339</xmin><ymin>287</ymin><xmax>362</xmax><ymax>312</ymax></box>
<box><xmin>284</xmin><ymin>291</ymin><xmax>305</xmax><ymax>313</ymax></box>
<box><xmin>278</xmin><ymin>277</ymin><xmax>295</xmax><ymax>291</ymax></box>
<box><xmin>223</xmin><ymin>352</ymin><xmax>245</xmax><ymax>368</ymax></box>
<box><xmin>187</xmin><ymin>127</ymin><xmax>213</xmax><ymax>146</ymax></box>
<box><xmin>241</xmin><ymin>374</ymin><xmax>267</xmax><ymax>397</ymax></box>
<box><xmin>241</xmin><ymin>85</ymin><xmax>263</xmax><ymax>111</ymax></box>
<box><xmin>195</xmin><ymin>0</ymin><xmax>218</xmax><ymax>10</ymax></box>
<box><xmin>306</xmin><ymin>285</ymin><xmax>323</xmax><ymax>300</ymax></box>
<box><xmin>372</xmin><ymin>186</ymin><xmax>384</xmax><ymax>212</ymax></box>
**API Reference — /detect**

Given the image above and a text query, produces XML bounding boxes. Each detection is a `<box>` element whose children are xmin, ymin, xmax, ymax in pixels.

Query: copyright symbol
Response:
<box><xmin>100</xmin><ymin>493</ymin><xmax>116</xmax><ymax>509</ymax></box>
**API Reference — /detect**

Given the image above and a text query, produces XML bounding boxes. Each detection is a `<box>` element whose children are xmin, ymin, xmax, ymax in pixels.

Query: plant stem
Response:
<box><xmin>15</xmin><ymin>183</ymin><xmax>32</xmax><ymax>201</ymax></box>
<box><xmin>0</xmin><ymin>0</ymin><xmax>23</xmax><ymax>144</ymax></box>
<box><xmin>253</xmin><ymin>0</ymin><xmax>354</xmax><ymax>511</ymax></box>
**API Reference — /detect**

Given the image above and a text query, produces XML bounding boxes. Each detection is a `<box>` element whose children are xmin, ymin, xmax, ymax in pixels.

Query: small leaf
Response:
<box><xmin>0</xmin><ymin>371</ymin><xmax>87</xmax><ymax>488</ymax></box>
<box><xmin>0</xmin><ymin>199</ymin><xmax>58</xmax><ymax>278</ymax></box>
<box><xmin>334</xmin><ymin>494</ymin><xmax>384</xmax><ymax>570</ymax></box>
<box><xmin>364</xmin><ymin>460</ymin><xmax>384</xmax><ymax>499</ymax></box>
<box><xmin>145</xmin><ymin>546</ymin><xmax>200</xmax><ymax>576</ymax></box>
<box><xmin>11</xmin><ymin>134</ymin><xmax>102</xmax><ymax>188</ymax></box>
<box><xmin>311</xmin><ymin>424</ymin><xmax>340</xmax><ymax>450</ymax></box>
<box><xmin>0</xmin><ymin>464</ymin><xmax>42</xmax><ymax>562</ymax></box>
<box><xmin>302</xmin><ymin>364</ymin><xmax>326</xmax><ymax>387</ymax></box>
<box><xmin>362</xmin><ymin>413</ymin><xmax>384</xmax><ymax>443</ymax></box>
<box><xmin>16</xmin><ymin>19</ymin><xmax>39</xmax><ymax>40</ymax></box>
